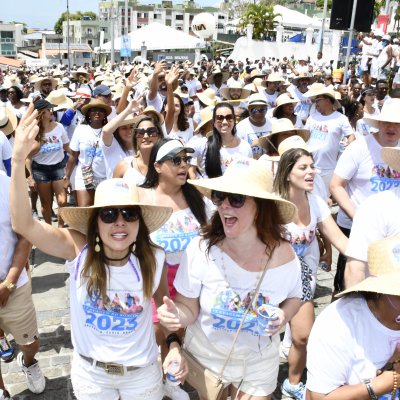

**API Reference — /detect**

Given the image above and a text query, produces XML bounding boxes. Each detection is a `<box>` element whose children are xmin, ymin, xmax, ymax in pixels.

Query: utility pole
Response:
<box><xmin>318</xmin><ymin>0</ymin><xmax>329</xmax><ymax>53</ymax></box>
<box><xmin>344</xmin><ymin>0</ymin><xmax>358</xmax><ymax>84</ymax></box>
<box><xmin>67</xmin><ymin>0</ymin><xmax>71</xmax><ymax>69</ymax></box>
<box><xmin>110</xmin><ymin>2</ymin><xmax>115</xmax><ymax>65</ymax></box>
<box><xmin>125</xmin><ymin>0</ymin><xmax>129</xmax><ymax>62</ymax></box>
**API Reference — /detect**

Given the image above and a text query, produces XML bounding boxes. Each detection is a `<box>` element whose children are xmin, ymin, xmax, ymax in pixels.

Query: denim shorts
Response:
<box><xmin>32</xmin><ymin>158</ymin><xmax>66</xmax><ymax>183</ymax></box>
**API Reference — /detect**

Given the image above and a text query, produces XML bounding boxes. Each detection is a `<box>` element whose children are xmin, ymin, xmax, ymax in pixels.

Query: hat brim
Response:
<box><xmin>381</xmin><ymin>147</ymin><xmax>400</xmax><ymax>170</ymax></box>
<box><xmin>197</xmin><ymin>93</ymin><xmax>220</xmax><ymax>106</ymax></box>
<box><xmin>272</xmin><ymin>100</ymin><xmax>299</xmax><ymax>117</ymax></box>
<box><xmin>187</xmin><ymin>178</ymin><xmax>297</xmax><ymax>224</ymax></box>
<box><xmin>34</xmin><ymin>78</ymin><xmax>58</xmax><ymax>91</ymax></box>
<box><xmin>60</xmin><ymin>203</ymin><xmax>172</xmax><ymax>236</ymax></box>
<box><xmin>194</xmin><ymin>117</ymin><xmax>213</xmax><ymax>133</ymax></box>
<box><xmin>0</xmin><ymin>109</ymin><xmax>18</xmax><ymax>135</ymax></box>
<box><xmin>258</xmin><ymin>130</ymin><xmax>310</xmax><ymax>150</ymax></box>
<box><xmin>364</xmin><ymin>114</ymin><xmax>400</xmax><ymax>129</ymax></box>
<box><xmin>53</xmin><ymin>98</ymin><xmax>74</xmax><ymax>111</ymax></box>
<box><xmin>305</xmin><ymin>92</ymin><xmax>341</xmax><ymax>111</ymax></box>
<box><xmin>81</xmin><ymin>102</ymin><xmax>112</xmax><ymax>116</ymax></box>
<box><xmin>220</xmin><ymin>88</ymin><xmax>251</xmax><ymax>100</ymax></box>
<box><xmin>207</xmin><ymin>72</ymin><xmax>229</xmax><ymax>84</ymax></box>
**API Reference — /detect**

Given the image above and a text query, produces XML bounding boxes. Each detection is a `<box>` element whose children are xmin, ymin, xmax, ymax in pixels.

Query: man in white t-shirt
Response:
<box><xmin>287</xmin><ymin>73</ymin><xmax>314</xmax><ymax>124</ymax></box>
<box><xmin>259</xmin><ymin>73</ymin><xmax>284</xmax><ymax>111</ymax></box>
<box><xmin>0</xmin><ymin>172</ymin><xmax>45</xmax><ymax>396</ymax></box>
<box><xmin>146</xmin><ymin>61</ymin><xmax>167</xmax><ymax>113</ymax></box>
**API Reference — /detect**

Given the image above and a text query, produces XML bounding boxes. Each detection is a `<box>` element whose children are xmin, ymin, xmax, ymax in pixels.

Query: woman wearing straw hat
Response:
<box><xmin>272</xmin><ymin>93</ymin><xmax>303</xmax><ymax>128</ymax></box>
<box><xmin>65</xmin><ymin>99</ymin><xmax>111</xmax><ymax>207</ymax></box>
<box><xmin>10</xmin><ymin>105</ymin><xmax>187</xmax><ymax>400</ymax></box>
<box><xmin>306</xmin><ymin>237</ymin><xmax>400</xmax><ymax>400</ymax></box>
<box><xmin>158</xmin><ymin>158</ymin><xmax>303</xmax><ymax>400</ymax></box>
<box><xmin>139</xmin><ymin>138</ymin><xmax>208</xmax><ymax>400</ymax></box>
<box><xmin>273</xmin><ymin>143</ymin><xmax>348</xmax><ymax>400</ymax></box>
<box><xmin>330</xmin><ymin>99</ymin><xmax>400</xmax><ymax>294</ymax></box>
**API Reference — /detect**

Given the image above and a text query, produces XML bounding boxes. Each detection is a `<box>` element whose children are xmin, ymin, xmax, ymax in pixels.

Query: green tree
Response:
<box><xmin>316</xmin><ymin>0</ymin><xmax>332</xmax><ymax>10</ymax></box>
<box><xmin>239</xmin><ymin>2</ymin><xmax>281</xmax><ymax>40</ymax></box>
<box><xmin>54</xmin><ymin>11</ymin><xmax>97</xmax><ymax>34</ymax></box>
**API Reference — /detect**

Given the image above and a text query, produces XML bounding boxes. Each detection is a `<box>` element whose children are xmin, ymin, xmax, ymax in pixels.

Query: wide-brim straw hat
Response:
<box><xmin>272</xmin><ymin>93</ymin><xmax>299</xmax><ymax>117</ymax></box>
<box><xmin>46</xmin><ymin>89</ymin><xmax>74</xmax><ymax>111</ymax></box>
<box><xmin>247</xmin><ymin>93</ymin><xmax>268</xmax><ymax>108</ymax></box>
<box><xmin>258</xmin><ymin>118</ymin><xmax>310</xmax><ymax>150</ymax></box>
<box><xmin>381</xmin><ymin>147</ymin><xmax>400</xmax><ymax>170</ymax></box>
<box><xmin>337</xmin><ymin>237</ymin><xmax>400</xmax><ymax>297</ymax></box>
<box><xmin>220</xmin><ymin>81</ymin><xmax>251</xmax><ymax>100</ymax></box>
<box><xmin>266</xmin><ymin>73</ymin><xmax>284</xmax><ymax>83</ymax></box>
<box><xmin>292</xmin><ymin>72</ymin><xmax>315</xmax><ymax>84</ymax></box>
<box><xmin>71</xmin><ymin>67</ymin><xmax>89</xmax><ymax>78</ymax></box>
<box><xmin>364</xmin><ymin>99</ymin><xmax>400</xmax><ymax>129</ymax></box>
<box><xmin>143</xmin><ymin>105</ymin><xmax>165</xmax><ymax>125</ymax></box>
<box><xmin>304</xmin><ymin>84</ymin><xmax>341</xmax><ymax>110</ymax></box>
<box><xmin>60</xmin><ymin>178</ymin><xmax>172</xmax><ymax>235</ymax></box>
<box><xmin>188</xmin><ymin>158</ymin><xmax>297</xmax><ymax>224</ymax></box>
<box><xmin>33</xmin><ymin>77</ymin><xmax>58</xmax><ymax>92</ymax></box>
<box><xmin>194</xmin><ymin>106</ymin><xmax>214</xmax><ymax>133</ymax></box>
<box><xmin>3</xmin><ymin>75</ymin><xmax>20</xmax><ymax>88</ymax></box>
<box><xmin>81</xmin><ymin>99</ymin><xmax>112</xmax><ymax>116</ymax></box>
<box><xmin>197</xmin><ymin>88</ymin><xmax>220</xmax><ymax>106</ymax></box>
<box><xmin>252</xmin><ymin>77</ymin><xmax>267</xmax><ymax>88</ymax></box>
<box><xmin>0</xmin><ymin>106</ymin><xmax>18</xmax><ymax>135</ymax></box>
<box><xmin>249</xmin><ymin>69</ymin><xmax>267</xmax><ymax>81</ymax></box>
<box><xmin>206</xmin><ymin>68</ymin><xmax>229</xmax><ymax>84</ymax></box>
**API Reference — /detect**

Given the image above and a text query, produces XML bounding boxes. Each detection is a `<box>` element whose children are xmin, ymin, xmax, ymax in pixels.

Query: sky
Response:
<box><xmin>2</xmin><ymin>0</ymin><xmax>219</xmax><ymax>30</ymax></box>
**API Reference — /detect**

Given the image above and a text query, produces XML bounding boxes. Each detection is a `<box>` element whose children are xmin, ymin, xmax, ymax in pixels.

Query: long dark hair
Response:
<box><xmin>141</xmin><ymin>139</ymin><xmax>207</xmax><ymax>225</ymax></box>
<box><xmin>163</xmin><ymin>94</ymin><xmax>189</xmax><ymax>131</ymax></box>
<box><xmin>205</xmin><ymin>102</ymin><xmax>237</xmax><ymax>178</ymax></box>
<box><xmin>8</xmin><ymin>85</ymin><xmax>23</xmax><ymax>101</ymax></box>
<box><xmin>132</xmin><ymin>115</ymin><xmax>164</xmax><ymax>153</ymax></box>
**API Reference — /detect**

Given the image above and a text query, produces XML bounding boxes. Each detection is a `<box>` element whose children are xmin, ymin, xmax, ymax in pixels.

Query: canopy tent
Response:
<box><xmin>102</xmin><ymin>22</ymin><xmax>206</xmax><ymax>52</ymax></box>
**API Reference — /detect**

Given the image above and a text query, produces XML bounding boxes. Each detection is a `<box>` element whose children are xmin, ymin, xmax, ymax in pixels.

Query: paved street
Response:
<box><xmin>4</xmin><ymin>247</ymin><xmax>338</xmax><ymax>400</ymax></box>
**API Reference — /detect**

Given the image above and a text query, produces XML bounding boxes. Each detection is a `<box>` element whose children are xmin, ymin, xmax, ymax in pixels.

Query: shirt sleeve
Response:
<box><xmin>69</xmin><ymin>126</ymin><xmax>81</xmax><ymax>152</ymax></box>
<box><xmin>333</xmin><ymin>140</ymin><xmax>361</xmax><ymax>181</ymax></box>
<box><xmin>341</xmin><ymin>115</ymin><xmax>354</xmax><ymax>138</ymax></box>
<box><xmin>59</xmin><ymin>124</ymin><xmax>70</xmax><ymax>144</ymax></box>
<box><xmin>0</xmin><ymin>133</ymin><xmax>12</xmax><ymax>162</ymax></box>
<box><xmin>312</xmin><ymin>193</ymin><xmax>331</xmax><ymax>223</ymax></box>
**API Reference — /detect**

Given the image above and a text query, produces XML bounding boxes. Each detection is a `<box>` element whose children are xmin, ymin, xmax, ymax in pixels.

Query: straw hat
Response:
<box><xmin>3</xmin><ymin>75</ymin><xmax>20</xmax><ymax>89</ymax></box>
<box><xmin>33</xmin><ymin>76</ymin><xmax>58</xmax><ymax>92</ymax></box>
<box><xmin>304</xmin><ymin>85</ymin><xmax>341</xmax><ymax>110</ymax></box>
<box><xmin>197</xmin><ymin>88</ymin><xmax>221</xmax><ymax>106</ymax></box>
<box><xmin>292</xmin><ymin>72</ymin><xmax>314</xmax><ymax>84</ymax></box>
<box><xmin>265</xmin><ymin>73</ymin><xmax>284</xmax><ymax>83</ymax></box>
<box><xmin>243</xmin><ymin>82</ymin><xmax>260</xmax><ymax>93</ymax></box>
<box><xmin>252</xmin><ymin>77</ymin><xmax>267</xmax><ymax>88</ymax></box>
<box><xmin>143</xmin><ymin>105</ymin><xmax>165</xmax><ymax>125</ymax></box>
<box><xmin>116</xmin><ymin>115</ymin><xmax>136</xmax><ymax>128</ymax></box>
<box><xmin>337</xmin><ymin>237</ymin><xmax>400</xmax><ymax>297</ymax></box>
<box><xmin>272</xmin><ymin>94</ymin><xmax>299</xmax><ymax>117</ymax></box>
<box><xmin>81</xmin><ymin>99</ymin><xmax>112</xmax><ymax>116</ymax></box>
<box><xmin>258</xmin><ymin>118</ymin><xmax>310</xmax><ymax>151</ymax></box>
<box><xmin>381</xmin><ymin>147</ymin><xmax>400</xmax><ymax>170</ymax></box>
<box><xmin>46</xmin><ymin>89</ymin><xmax>74</xmax><ymax>111</ymax></box>
<box><xmin>0</xmin><ymin>106</ymin><xmax>18</xmax><ymax>135</ymax></box>
<box><xmin>206</xmin><ymin>68</ymin><xmax>229</xmax><ymax>85</ymax></box>
<box><xmin>363</xmin><ymin>99</ymin><xmax>400</xmax><ymax>129</ymax></box>
<box><xmin>194</xmin><ymin>106</ymin><xmax>214</xmax><ymax>133</ymax></box>
<box><xmin>188</xmin><ymin>158</ymin><xmax>297</xmax><ymax>224</ymax></box>
<box><xmin>220</xmin><ymin>81</ymin><xmax>251</xmax><ymax>101</ymax></box>
<box><xmin>59</xmin><ymin>179</ymin><xmax>172</xmax><ymax>235</ymax></box>
<box><xmin>247</xmin><ymin>93</ymin><xmax>268</xmax><ymax>108</ymax></box>
<box><xmin>249</xmin><ymin>69</ymin><xmax>267</xmax><ymax>81</ymax></box>
<box><xmin>71</xmin><ymin>67</ymin><xmax>89</xmax><ymax>79</ymax></box>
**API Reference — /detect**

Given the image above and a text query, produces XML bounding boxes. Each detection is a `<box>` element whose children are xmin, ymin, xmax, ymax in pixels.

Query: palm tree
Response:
<box><xmin>239</xmin><ymin>2</ymin><xmax>281</xmax><ymax>40</ymax></box>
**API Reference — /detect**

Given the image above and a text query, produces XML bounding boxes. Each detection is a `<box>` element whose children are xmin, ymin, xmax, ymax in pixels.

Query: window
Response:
<box><xmin>175</xmin><ymin>15</ymin><xmax>183</xmax><ymax>20</ymax></box>
<box><xmin>1</xmin><ymin>43</ymin><xmax>14</xmax><ymax>51</ymax></box>
<box><xmin>154</xmin><ymin>13</ymin><xmax>161</xmax><ymax>19</ymax></box>
<box><xmin>82</xmin><ymin>52</ymin><xmax>91</xmax><ymax>58</ymax></box>
<box><xmin>1</xmin><ymin>31</ymin><xmax>13</xmax><ymax>39</ymax></box>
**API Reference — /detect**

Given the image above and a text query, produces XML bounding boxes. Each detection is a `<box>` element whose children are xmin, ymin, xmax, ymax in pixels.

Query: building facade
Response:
<box><xmin>0</xmin><ymin>22</ymin><xmax>23</xmax><ymax>59</ymax></box>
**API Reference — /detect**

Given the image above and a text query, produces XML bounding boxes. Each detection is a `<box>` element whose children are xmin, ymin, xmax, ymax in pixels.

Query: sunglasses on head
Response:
<box><xmin>99</xmin><ymin>207</ymin><xmax>140</xmax><ymax>224</ymax></box>
<box><xmin>215</xmin><ymin>114</ymin><xmax>235</xmax><ymax>122</ymax></box>
<box><xmin>134</xmin><ymin>127</ymin><xmax>159</xmax><ymax>138</ymax></box>
<box><xmin>210</xmin><ymin>190</ymin><xmax>246</xmax><ymax>208</ymax></box>
<box><xmin>165</xmin><ymin>155</ymin><xmax>192</xmax><ymax>166</ymax></box>
<box><xmin>250</xmin><ymin>107</ymin><xmax>268</xmax><ymax>114</ymax></box>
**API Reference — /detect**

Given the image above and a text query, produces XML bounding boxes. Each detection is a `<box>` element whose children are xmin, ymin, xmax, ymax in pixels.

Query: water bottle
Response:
<box><xmin>166</xmin><ymin>360</ymin><xmax>180</xmax><ymax>386</ymax></box>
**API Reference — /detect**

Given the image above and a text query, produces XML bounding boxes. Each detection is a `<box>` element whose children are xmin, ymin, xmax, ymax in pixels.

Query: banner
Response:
<box><xmin>120</xmin><ymin>35</ymin><xmax>131</xmax><ymax>58</ymax></box>
<box><xmin>377</xmin><ymin>14</ymin><xmax>390</xmax><ymax>34</ymax></box>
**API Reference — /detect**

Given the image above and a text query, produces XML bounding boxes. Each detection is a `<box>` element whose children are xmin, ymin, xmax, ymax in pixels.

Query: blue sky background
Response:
<box><xmin>3</xmin><ymin>0</ymin><xmax>219</xmax><ymax>30</ymax></box>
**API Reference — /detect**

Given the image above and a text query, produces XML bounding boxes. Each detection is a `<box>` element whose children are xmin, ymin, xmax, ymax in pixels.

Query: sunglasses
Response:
<box><xmin>165</xmin><ymin>155</ymin><xmax>192</xmax><ymax>166</ymax></box>
<box><xmin>134</xmin><ymin>127</ymin><xmax>159</xmax><ymax>138</ymax></box>
<box><xmin>210</xmin><ymin>190</ymin><xmax>246</xmax><ymax>208</ymax></box>
<box><xmin>250</xmin><ymin>107</ymin><xmax>268</xmax><ymax>114</ymax></box>
<box><xmin>215</xmin><ymin>114</ymin><xmax>235</xmax><ymax>122</ymax></box>
<box><xmin>99</xmin><ymin>207</ymin><xmax>140</xmax><ymax>224</ymax></box>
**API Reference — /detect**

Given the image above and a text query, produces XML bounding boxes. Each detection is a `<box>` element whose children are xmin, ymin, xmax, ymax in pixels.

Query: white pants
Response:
<box><xmin>70</xmin><ymin>352</ymin><xmax>164</xmax><ymax>400</ymax></box>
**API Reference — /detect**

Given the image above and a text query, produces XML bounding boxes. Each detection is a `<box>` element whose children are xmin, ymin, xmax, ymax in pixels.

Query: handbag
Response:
<box><xmin>182</xmin><ymin>261</ymin><xmax>269</xmax><ymax>400</ymax></box>
<box><xmin>81</xmin><ymin>134</ymin><xmax>101</xmax><ymax>190</ymax></box>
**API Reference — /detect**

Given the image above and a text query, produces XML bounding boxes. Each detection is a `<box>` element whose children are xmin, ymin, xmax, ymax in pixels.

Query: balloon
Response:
<box><xmin>191</xmin><ymin>13</ymin><xmax>216</xmax><ymax>39</ymax></box>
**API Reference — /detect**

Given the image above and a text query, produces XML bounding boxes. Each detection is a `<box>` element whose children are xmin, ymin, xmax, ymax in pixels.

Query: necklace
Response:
<box><xmin>221</xmin><ymin>136</ymin><xmax>238</xmax><ymax>148</ymax></box>
<box><xmin>104</xmin><ymin>251</ymin><xmax>131</xmax><ymax>262</ymax></box>
<box><xmin>386</xmin><ymin>295</ymin><xmax>400</xmax><ymax>324</ymax></box>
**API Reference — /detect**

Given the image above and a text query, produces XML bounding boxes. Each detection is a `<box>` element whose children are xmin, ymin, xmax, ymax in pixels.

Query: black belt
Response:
<box><xmin>79</xmin><ymin>353</ymin><xmax>140</xmax><ymax>375</ymax></box>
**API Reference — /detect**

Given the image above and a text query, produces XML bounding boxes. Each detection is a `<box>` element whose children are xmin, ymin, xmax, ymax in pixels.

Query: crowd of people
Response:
<box><xmin>0</xmin><ymin>34</ymin><xmax>399</xmax><ymax>400</ymax></box>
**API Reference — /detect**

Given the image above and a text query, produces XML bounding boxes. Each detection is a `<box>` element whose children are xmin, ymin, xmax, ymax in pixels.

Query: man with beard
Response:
<box><xmin>32</xmin><ymin>76</ymin><xmax>58</xmax><ymax>99</ymax></box>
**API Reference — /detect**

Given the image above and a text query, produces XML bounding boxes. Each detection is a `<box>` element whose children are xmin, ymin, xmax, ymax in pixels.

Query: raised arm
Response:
<box><xmin>148</xmin><ymin>61</ymin><xmax>166</xmax><ymax>101</ymax></box>
<box><xmin>164</xmin><ymin>66</ymin><xmax>180</xmax><ymax>134</ymax></box>
<box><xmin>116</xmin><ymin>68</ymin><xmax>140</xmax><ymax>114</ymax></box>
<box><xmin>10</xmin><ymin>104</ymin><xmax>84</xmax><ymax>261</ymax></box>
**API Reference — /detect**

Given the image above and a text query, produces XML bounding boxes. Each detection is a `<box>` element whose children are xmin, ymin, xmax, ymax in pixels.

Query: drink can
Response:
<box><xmin>257</xmin><ymin>304</ymin><xmax>279</xmax><ymax>336</ymax></box>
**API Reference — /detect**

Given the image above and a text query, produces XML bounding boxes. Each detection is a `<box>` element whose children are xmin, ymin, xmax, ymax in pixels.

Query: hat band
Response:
<box><xmin>0</xmin><ymin>119</ymin><xmax>9</xmax><ymax>129</ymax></box>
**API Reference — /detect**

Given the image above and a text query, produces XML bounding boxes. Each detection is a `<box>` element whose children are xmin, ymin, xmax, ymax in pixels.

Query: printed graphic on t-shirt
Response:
<box><xmin>309</xmin><ymin>122</ymin><xmax>328</xmax><ymax>143</ymax></box>
<box><xmin>85</xmin><ymin>145</ymin><xmax>103</xmax><ymax>159</ymax></box>
<box><xmin>379</xmin><ymin>393</ymin><xmax>400</xmax><ymax>399</ymax></box>
<box><xmin>289</xmin><ymin>229</ymin><xmax>316</xmax><ymax>257</ymax></box>
<box><xmin>40</xmin><ymin>136</ymin><xmax>62</xmax><ymax>154</ymax></box>
<box><xmin>244</xmin><ymin>131</ymin><xmax>268</xmax><ymax>158</ymax></box>
<box><xmin>295</xmin><ymin>100</ymin><xmax>311</xmax><ymax>120</ymax></box>
<box><xmin>83</xmin><ymin>290</ymin><xmax>143</xmax><ymax>335</ymax></box>
<box><xmin>370</xmin><ymin>164</ymin><xmax>400</xmax><ymax>192</ymax></box>
<box><xmin>210</xmin><ymin>288</ymin><xmax>271</xmax><ymax>336</ymax></box>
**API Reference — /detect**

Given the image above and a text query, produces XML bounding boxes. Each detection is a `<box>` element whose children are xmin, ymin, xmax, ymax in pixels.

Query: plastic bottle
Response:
<box><xmin>166</xmin><ymin>360</ymin><xmax>180</xmax><ymax>386</ymax></box>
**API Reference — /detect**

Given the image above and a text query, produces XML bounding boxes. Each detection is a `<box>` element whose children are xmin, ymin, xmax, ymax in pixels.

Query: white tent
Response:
<box><xmin>102</xmin><ymin>22</ymin><xmax>206</xmax><ymax>52</ymax></box>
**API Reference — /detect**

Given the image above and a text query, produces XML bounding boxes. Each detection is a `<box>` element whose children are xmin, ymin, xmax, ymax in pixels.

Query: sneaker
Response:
<box><xmin>0</xmin><ymin>337</ymin><xmax>15</xmax><ymax>362</ymax></box>
<box><xmin>163</xmin><ymin>382</ymin><xmax>190</xmax><ymax>400</ymax></box>
<box><xmin>282</xmin><ymin>379</ymin><xmax>305</xmax><ymax>400</ymax></box>
<box><xmin>17</xmin><ymin>353</ymin><xmax>45</xmax><ymax>394</ymax></box>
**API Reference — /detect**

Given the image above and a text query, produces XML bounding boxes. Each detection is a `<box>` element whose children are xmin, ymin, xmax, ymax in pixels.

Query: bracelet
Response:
<box><xmin>363</xmin><ymin>379</ymin><xmax>378</xmax><ymax>400</ymax></box>
<box><xmin>166</xmin><ymin>333</ymin><xmax>181</xmax><ymax>349</ymax></box>
<box><xmin>392</xmin><ymin>370</ymin><xmax>398</xmax><ymax>400</ymax></box>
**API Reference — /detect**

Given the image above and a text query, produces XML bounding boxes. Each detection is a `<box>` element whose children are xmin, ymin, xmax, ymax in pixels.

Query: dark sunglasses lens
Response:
<box><xmin>135</xmin><ymin>127</ymin><xmax>158</xmax><ymax>137</ymax></box>
<box><xmin>210</xmin><ymin>191</ymin><xmax>245</xmax><ymax>208</ymax></box>
<box><xmin>146</xmin><ymin>127</ymin><xmax>158</xmax><ymax>137</ymax></box>
<box><xmin>99</xmin><ymin>209</ymin><xmax>118</xmax><ymax>223</ymax></box>
<box><xmin>216</xmin><ymin>114</ymin><xmax>234</xmax><ymax>122</ymax></box>
<box><xmin>172</xmin><ymin>156</ymin><xmax>192</xmax><ymax>166</ymax></box>
<box><xmin>211</xmin><ymin>190</ymin><xmax>226</xmax><ymax>206</ymax></box>
<box><xmin>120</xmin><ymin>208</ymin><xmax>140</xmax><ymax>222</ymax></box>
<box><xmin>99</xmin><ymin>208</ymin><xmax>140</xmax><ymax>223</ymax></box>
<box><xmin>229</xmin><ymin>194</ymin><xmax>246</xmax><ymax>208</ymax></box>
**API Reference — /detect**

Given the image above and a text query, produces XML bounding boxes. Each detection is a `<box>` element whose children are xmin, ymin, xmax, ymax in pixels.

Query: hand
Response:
<box><xmin>163</xmin><ymin>346</ymin><xmax>189</xmax><ymax>384</ymax></box>
<box><xmin>126</xmin><ymin>68</ymin><xmax>139</xmax><ymax>89</ymax></box>
<box><xmin>74</xmin><ymin>98</ymin><xmax>86</xmax><ymax>111</ymax></box>
<box><xmin>157</xmin><ymin>296</ymin><xmax>182</xmax><ymax>331</ymax></box>
<box><xmin>165</xmin><ymin>66</ymin><xmax>180</xmax><ymax>87</ymax></box>
<box><xmin>27</xmin><ymin>176</ymin><xmax>37</xmax><ymax>192</ymax></box>
<box><xmin>153</xmin><ymin>61</ymin><xmax>166</xmax><ymax>76</ymax></box>
<box><xmin>0</xmin><ymin>284</ymin><xmax>11</xmax><ymax>308</ymax></box>
<box><xmin>319</xmin><ymin>251</ymin><xmax>332</xmax><ymax>268</ymax></box>
<box><xmin>263</xmin><ymin>307</ymin><xmax>285</xmax><ymax>337</ymax></box>
<box><xmin>62</xmin><ymin>177</ymin><xmax>71</xmax><ymax>192</ymax></box>
<box><xmin>13</xmin><ymin>103</ymin><xmax>39</xmax><ymax>162</ymax></box>
<box><xmin>127</xmin><ymin>97</ymin><xmax>143</xmax><ymax>114</ymax></box>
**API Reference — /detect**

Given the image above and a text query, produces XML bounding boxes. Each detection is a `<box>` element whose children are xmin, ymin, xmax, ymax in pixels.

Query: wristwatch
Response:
<box><xmin>2</xmin><ymin>280</ymin><xmax>16</xmax><ymax>293</ymax></box>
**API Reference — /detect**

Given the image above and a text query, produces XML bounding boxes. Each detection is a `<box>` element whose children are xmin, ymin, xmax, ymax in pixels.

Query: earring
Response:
<box><xmin>131</xmin><ymin>242</ymin><xmax>136</xmax><ymax>253</ymax></box>
<box><xmin>95</xmin><ymin>235</ymin><xmax>101</xmax><ymax>253</ymax></box>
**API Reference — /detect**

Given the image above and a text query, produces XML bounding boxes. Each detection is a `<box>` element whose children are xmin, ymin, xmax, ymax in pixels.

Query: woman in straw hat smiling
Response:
<box><xmin>158</xmin><ymin>158</ymin><xmax>303</xmax><ymax>399</ymax></box>
<box><xmin>272</xmin><ymin>93</ymin><xmax>303</xmax><ymax>128</ymax></box>
<box><xmin>306</xmin><ymin>237</ymin><xmax>400</xmax><ymax>400</ymax></box>
<box><xmin>273</xmin><ymin>142</ymin><xmax>348</xmax><ymax>400</ymax></box>
<box><xmin>10</xmin><ymin>104</ymin><xmax>187</xmax><ymax>400</ymax></box>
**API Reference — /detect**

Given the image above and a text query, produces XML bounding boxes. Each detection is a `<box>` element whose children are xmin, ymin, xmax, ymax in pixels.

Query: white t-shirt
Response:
<box><xmin>0</xmin><ymin>172</ymin><xmax>28</xmax><ymax>289</ymax></box>
<box><xmin>185</xmin><ymin>78</ymin><xmax>201</xmax><ymax>97</ymax></box>
<box><xmin>346</xmin><ymin>187</ymin><xmax>400</xmax><ymax>262</ymax></box>
<box><xmin>285</xmin><ymin>193</ymin><xmax>330</xmax><ymax>275</ymax></box>
<box><xmin>174</xmin><ymin>237</ymin><xmax>303</xmax><ymax>354</ymax></box>
<box><xmin>334</xmin><ymin>134</ymin><xmax>399</xmax><ymax>229</ymax></box>
<box><xmin>32</xmin><ymin>123</ymin><xmax>69</xmax><ymax>165</ymax></box>
<box><xmin>307</xmin><ymin>296</ymin><xmax>400</xmax><ymax>398</ymax></box>
<box><xmin>7</xmin><ymin>103</ymin><xmax>27</xmax><ymax>120</ymax></box>
<box><xmin>66</xmin><ymin>109</ymin><xmax>85</xmax><ymax>141</ymax></box>
<box><xmin>101</xmin><ymin>137</ymin><xmax>133</xmax><ymax>179</ymax></box>
<box><xmin>0</xmin><ymin>132</ymin><xmax>12</xmax><ymax>174</ymax></box>
<box><xmin>188</xmin><ymin>136</ymin><xmax>252</xmax><ymax>178</ymax></box>
<box><xmin>306</xmin><ymin>110</ymin><xmax>353</xmax><ymax>172</ymax></box>
<box><xmin>288</xmin><ymin>85</ymin><xmax>312</xmax><ymax>122</ymax></box>
<box><xmin>146</xmin><ymin>92</ymin><xmax>164</xmax><ymax>113</ymax></box>
<box><xmin>167</xmin><ymin>119</ymin><xmax>194</xmax><ymax>144</ymax></box>
<box><xmin>259</xmin><ymin>90</ymin><xmax>279</xmax><ymax>110</ymax></box>
<box><xmin>236</xmin><ymin>117</ymin><xmax>272</xmax><ymax>159</ymax></box>
<box><xmin>66</xmin><ymin>247</ymin><xmax>165</xmax><ymax>366</ymax></box>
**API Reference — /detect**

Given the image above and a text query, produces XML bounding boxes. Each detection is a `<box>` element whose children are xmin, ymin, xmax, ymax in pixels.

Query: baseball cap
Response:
<box><xmin>93</xmin><ymin>84</ymin><xmax>112</xmax><ymax>97</ymax></box>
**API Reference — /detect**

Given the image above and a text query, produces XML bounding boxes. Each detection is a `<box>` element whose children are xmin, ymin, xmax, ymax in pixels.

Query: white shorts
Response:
<box><xmin>184</xmin><ymin>325</ymin><xmax>280</xmax><ymax>397</ymax></box>
<box><xmin>70</xmin><ymin>352</ymin><xmax>163</xmax><ymax>400</ymax></box>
